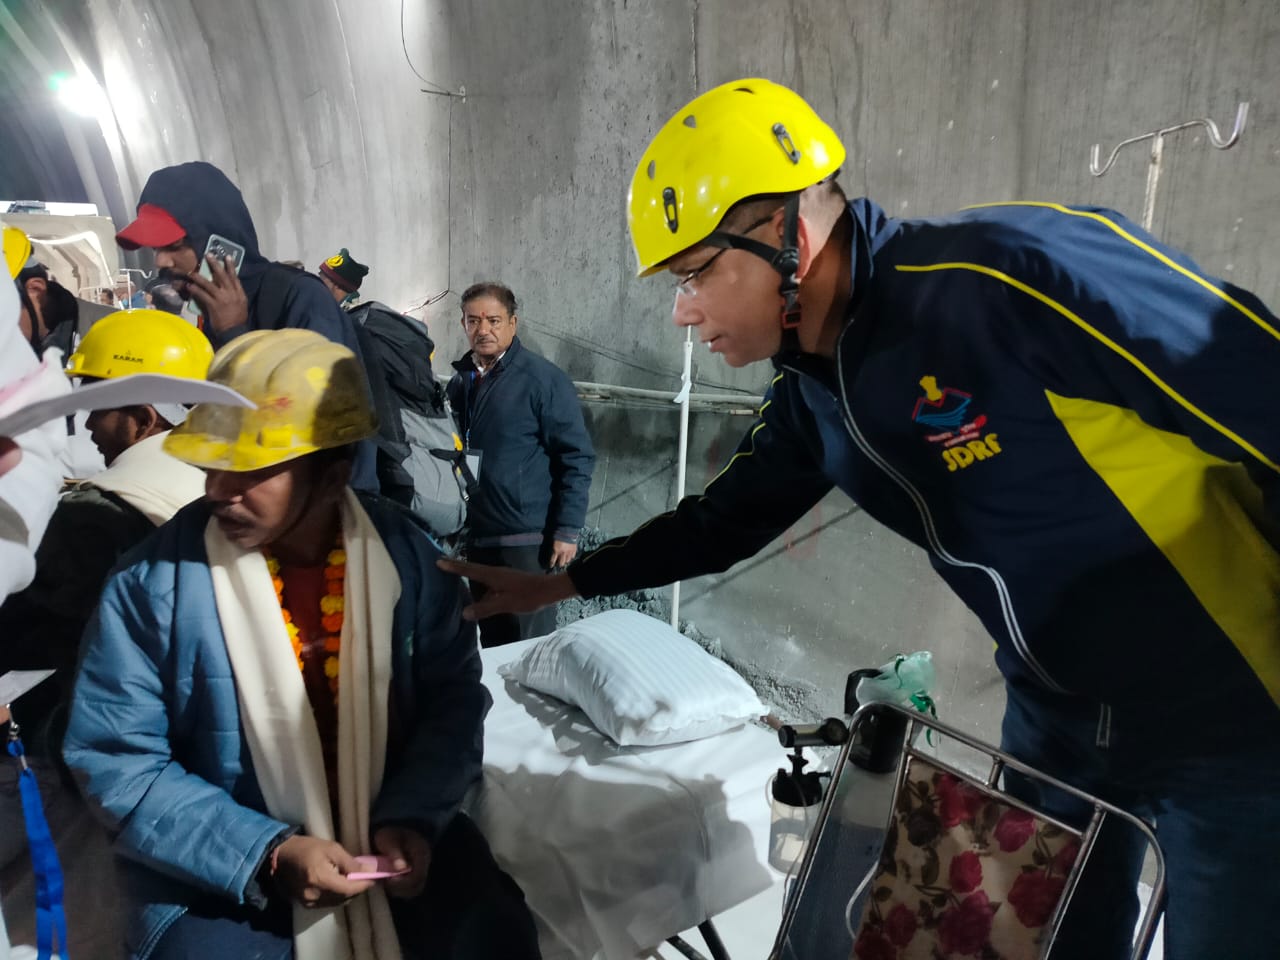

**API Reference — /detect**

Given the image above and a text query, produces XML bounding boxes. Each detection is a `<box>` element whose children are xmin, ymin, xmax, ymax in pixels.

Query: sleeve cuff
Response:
<box><xmin>243</xmin><ymin>826</ymin><xmax>297</xmax><ymax>909</ymax></box>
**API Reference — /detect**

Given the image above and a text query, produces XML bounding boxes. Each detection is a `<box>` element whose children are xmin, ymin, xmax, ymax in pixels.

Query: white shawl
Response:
<box><xmin>86</xmin><ymin>431</ymin><xmax>206</xmax><ymax>526</ymax></box>
<box><xmin>206</xmin><ymin>489</ymin><xmax>402</xmax><ymax>959</ymax></box>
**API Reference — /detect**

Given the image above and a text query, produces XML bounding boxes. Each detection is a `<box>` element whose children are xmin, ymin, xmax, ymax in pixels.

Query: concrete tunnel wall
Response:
<box><xmin>2</xmin><ymin>0</ymin><xmax>1279</xmax><ymax>737</ymax></box>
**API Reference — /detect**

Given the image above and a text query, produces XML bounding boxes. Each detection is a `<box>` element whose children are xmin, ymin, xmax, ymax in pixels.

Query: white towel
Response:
<box><xmin>206</xmin><ymin>488</ymin><xmax>402</xmax><ymax>959</ymax></box>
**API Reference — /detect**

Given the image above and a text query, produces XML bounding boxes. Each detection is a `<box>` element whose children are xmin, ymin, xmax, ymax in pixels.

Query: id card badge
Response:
<box><xmin>462</xmin><ymin>448</ymin><xmax>482</xmax><ymax>482</ymax></box>
<box><xmin>0</xmin><ymin>670</ymin><xmax>55</xmax><ymax>708</ymax></box>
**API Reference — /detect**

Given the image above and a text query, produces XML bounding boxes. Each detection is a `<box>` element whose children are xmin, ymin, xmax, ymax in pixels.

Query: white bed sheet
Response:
<box><xmin>466</xmin><ymin>638</ymin><xmax>781</xmax><ymax>960</ymax></box>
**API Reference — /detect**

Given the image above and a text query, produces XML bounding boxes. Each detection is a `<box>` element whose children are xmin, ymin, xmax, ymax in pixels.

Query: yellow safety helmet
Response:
<box><xmin>3</xmin><ymin>226</ymin><xmax>33</xmax><ymax>280</ymax></box>
<box><xmin>164</xmin><ymin>329</ymin><xmax>376</xmax><ymax>472</ymax></box>
<box><xmin>627</xmin><ymin>78</ymin><xmax>846</xmax><ymax>276</ymax></box>
<box><xmin>66</xmin><ymin>309</ymin><xmax>214</xmax><ymax>381</ymax></box>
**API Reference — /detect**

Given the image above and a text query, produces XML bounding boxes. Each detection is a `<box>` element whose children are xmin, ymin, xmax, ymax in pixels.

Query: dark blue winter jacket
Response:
<box><xmin>448</xmin><ymin>336</ymin><xmax>595</xmax><ymax>546</ymax></box>
<box><xmin>571</xmin><ymin>199</ymin><xmax>1280</xmax><ymax>755</ymax></box>
<box><xmin>63</xmin><ymin>494</ymin><xmax>486</xmax><ymax>958</ymax></box>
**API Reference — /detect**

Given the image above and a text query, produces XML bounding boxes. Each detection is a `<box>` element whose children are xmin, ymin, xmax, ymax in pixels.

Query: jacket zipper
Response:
<box><xmin>808</xmin><ymin>355</ymin><xmax>1068</xmax><ymax>696</ymax></box>
<box><xmin>1095</xmin><ymin>703</ymin><xmax>1113</xmax><ymax>749</ymax></box>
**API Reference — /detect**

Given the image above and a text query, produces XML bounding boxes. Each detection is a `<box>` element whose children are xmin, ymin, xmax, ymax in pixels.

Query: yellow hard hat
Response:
<box><xmin>627</xmin><ymin>78</ymin><xmax>846</xmax><ymax>276</ymax></box>
<box><xmin>164</xmin><ymin>329</ymin><xmax>376</xmax><ymax>472</ymax></box>
<box><xmin>3</xmin><ymin>226</ymin><xmax>33</xmax><ymax>280</ymax></box>
<box><xmin>66</xmin><ymin>309</ymin><xmax>214</xmax><ymax>380</ymax></box>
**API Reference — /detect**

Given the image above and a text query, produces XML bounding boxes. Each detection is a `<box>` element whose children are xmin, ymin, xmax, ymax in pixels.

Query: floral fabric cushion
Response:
<box><xmin>852</xmin><ymin>757</ymin><xmax>1081</xmax><ymax>960</ymax></box>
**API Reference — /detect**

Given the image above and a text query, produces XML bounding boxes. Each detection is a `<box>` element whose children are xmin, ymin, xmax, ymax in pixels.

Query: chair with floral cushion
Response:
<box><xmin>771</xmin><ymin>703</ymin><xmax>1165</xmax><ymax>960</ymax></box>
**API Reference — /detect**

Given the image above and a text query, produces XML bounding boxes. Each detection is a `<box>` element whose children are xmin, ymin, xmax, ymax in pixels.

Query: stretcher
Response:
<box><xmin>468</xmin><ymin>638</ymin><xmax>782</xmax><ymax>960</ymax></box>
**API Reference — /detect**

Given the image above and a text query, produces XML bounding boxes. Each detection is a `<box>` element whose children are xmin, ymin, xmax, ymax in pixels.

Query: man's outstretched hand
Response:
<box><xmin>436</xmin><ymin>559</ymin><xmax>579</xmax><ymax>620</ymax></box>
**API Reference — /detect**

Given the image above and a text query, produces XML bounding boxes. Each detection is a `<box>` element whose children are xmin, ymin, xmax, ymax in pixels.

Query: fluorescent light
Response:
<box><xmin>49</xmin><ymin>71</ymin><xmax>109</xmax><ymax>118</ymax></box>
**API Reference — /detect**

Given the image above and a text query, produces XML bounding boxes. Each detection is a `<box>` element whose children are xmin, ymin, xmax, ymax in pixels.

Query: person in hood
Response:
<box><xmin>116</xmin><ymin>162</ymin><xmax>358</xmax><ymax>353</ymax></box>
<box><xmin>115</xmin><ymin>161</ymin><xmax>376</xmax><ymax>488</ymax></box>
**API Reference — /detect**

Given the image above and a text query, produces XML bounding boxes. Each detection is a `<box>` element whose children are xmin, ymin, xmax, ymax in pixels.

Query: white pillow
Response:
<box><xmin>498</xmin><ymin>609</ymin><xmax>766</xmax><ymax>746</ymax></box>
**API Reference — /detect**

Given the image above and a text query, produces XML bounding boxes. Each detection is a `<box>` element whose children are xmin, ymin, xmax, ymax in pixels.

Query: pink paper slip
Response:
<box><xmin>347</xmin><ymin>855</ymin><xmax>411</xmax><ymax>881</ymax></box>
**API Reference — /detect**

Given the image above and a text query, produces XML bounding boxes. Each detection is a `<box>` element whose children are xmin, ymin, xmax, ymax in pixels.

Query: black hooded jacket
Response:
<box><xmin>132</xmin><ymin>161</ymin><xmax>375</xmax><ymax>488</ymax></box>
<box><xmin>134</xmin><ymin>161</ymin><xmax>359</xmax><ymax>355</ymax></box>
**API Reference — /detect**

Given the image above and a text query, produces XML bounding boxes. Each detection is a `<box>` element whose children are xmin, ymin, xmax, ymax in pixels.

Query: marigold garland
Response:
<box><xmin>263</xmin><ymin>542</ymin><xmax>345</xmax><ymax>703</ymax></box>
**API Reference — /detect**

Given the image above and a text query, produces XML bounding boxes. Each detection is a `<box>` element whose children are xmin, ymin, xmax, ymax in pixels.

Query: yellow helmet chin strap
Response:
<box><xmin>703</xmin><ymin>194</ymin><xmax>805</xmax><ymax>353</ymax></box>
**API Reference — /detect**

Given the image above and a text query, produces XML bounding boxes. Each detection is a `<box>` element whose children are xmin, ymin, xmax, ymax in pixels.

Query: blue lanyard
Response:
<box><xmin>7</xmin><ymin>724</ymin><xmax>68</xmax><ymax>960</ymax></box>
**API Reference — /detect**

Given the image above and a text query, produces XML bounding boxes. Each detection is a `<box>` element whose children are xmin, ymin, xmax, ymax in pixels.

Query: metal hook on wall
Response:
<box><xmin>1088</xmin><ymin>102</ymin><xmax>1249</xmax><ymax>231</ymax></box>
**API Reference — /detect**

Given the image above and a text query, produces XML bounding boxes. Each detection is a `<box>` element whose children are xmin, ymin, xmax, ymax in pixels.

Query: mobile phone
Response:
<box><xmin>198</xmin><ymin>233</ymin><xmax>246</xmax><ymax>283</ymax></box>
<box><xmin>346</xmin><ymin>855</ymin><xmax>411</xmax><ymax>881</ymax></box>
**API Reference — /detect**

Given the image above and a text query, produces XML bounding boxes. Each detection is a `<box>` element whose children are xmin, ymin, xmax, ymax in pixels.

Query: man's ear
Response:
<box><xmin>794</xmin><ymin>214</ymin><xmax>815</xmax><ymax>282</ymax></box>
<box><xmin>134</xmin><ymin>405</ymin><xmax>164</xmax><ymax>436</ymax></box>
<box><xmin>24</xmin><ymin>276</ymin><xmax>47</xmax><ymax>298</ymax></box>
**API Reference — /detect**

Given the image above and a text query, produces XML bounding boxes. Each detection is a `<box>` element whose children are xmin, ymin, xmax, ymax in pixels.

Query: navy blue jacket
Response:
<box><xmin>63</xmin><ymin>495</ymin><xmax>487</xmax><ymax>958</ymax></box>
<box><xmin>132</xmin><ymin>163</ymin><xmax>376</xmax><ymax>489</ymax></box>
<box><xmin>448</xmin><ymin>336</ymin><xmax>595</xmax><ymax>546</ymax></box>
<box><xmin>571</xmin><ymin>199</ymin><xmax>1280</xmax><ymax>754</ymax></box>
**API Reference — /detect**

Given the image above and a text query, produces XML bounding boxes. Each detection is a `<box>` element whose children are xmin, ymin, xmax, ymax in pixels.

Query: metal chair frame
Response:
<box><xmin>771</xmin><ymin>702</ymin><xmax>1166</xmax><ymax>960</ymax></box>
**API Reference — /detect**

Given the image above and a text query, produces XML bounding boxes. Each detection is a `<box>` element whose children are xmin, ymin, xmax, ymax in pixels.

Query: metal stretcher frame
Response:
<box><xmin>667</xmin><ymin>920</ymin><xmax>732</xmax><ymax>960</ymax></box>
<box><xmin>770</xmin><ymin>702</ymin><xmax>1167</xmax><ymax>960</ymax></box>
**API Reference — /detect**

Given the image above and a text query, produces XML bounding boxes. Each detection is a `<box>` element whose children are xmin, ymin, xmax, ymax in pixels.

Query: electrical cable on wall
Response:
<box><xmin>396</xmin><ymin>0</ymin><xmax>754</xmax><ymax>400</ymax></box>
<box><xmin>401</xmin><ymin>0</ymin><xmax>464</xmax><ymax>99</ymax></box>
<box><xmin>398</xmin><ymin>4</ymin><xmax>461</xmax><ymax>320</ymax></box>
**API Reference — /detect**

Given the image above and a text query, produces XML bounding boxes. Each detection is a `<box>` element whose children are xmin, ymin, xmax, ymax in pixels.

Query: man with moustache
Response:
<box><xmin>63</xmin><ymin>329</ymin><xmax>539</xmax><ymax>960</ymax></box>
<box><xmin>447</xmin><ymin>282</ymin><xmax>594</xmax><ymax>646</ymax></box>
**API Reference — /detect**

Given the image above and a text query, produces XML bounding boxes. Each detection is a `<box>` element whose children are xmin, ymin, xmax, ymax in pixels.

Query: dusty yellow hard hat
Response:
<box><xmin>66</xmin><ymin>309</ymin><xmax>213</xmax><ymax>380</ymax></box>
<box><xmin>3</xmin><ymin>226</ymin><xmax>33</xmax><ymax>280</ymax></box>
<box><xmin>627</xmin><ymin>78</ymin><xmax>846</xmax><ymax>277</ymax></box>
<box><xmin>164</xmin><ymin>329</ymin><xmax>376</xmax><ymax>472</ymax></box>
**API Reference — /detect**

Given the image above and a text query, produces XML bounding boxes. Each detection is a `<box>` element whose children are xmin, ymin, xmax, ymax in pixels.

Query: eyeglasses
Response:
<box><xmin>672</xmin><ymin>211</ymin><xmax>779</xmax><ymax>298</ymax></box>
<box><xmin>463</xmin><ymin>314</ymin><xmax>510</xmax><ymax>331</ymax></box>
<box><xmin>674</xmin><ymin>248</ymin><xmax>727</xmax><ymax>298</ymax></box>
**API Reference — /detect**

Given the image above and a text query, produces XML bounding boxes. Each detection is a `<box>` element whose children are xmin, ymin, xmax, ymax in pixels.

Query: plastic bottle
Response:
<box><xmin>768</xmin><ymin>749</ymin><xmax>824</xmax><ymax>873</ymax></box>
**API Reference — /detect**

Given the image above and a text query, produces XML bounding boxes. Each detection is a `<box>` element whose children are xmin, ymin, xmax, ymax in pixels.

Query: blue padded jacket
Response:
<box><xmin>63</xmin><ymin>494</ymin><xmax>487</xmax><ymax>958</ymax></box>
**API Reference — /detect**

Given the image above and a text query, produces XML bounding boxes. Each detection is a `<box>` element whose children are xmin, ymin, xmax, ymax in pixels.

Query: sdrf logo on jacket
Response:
<box><xmin>912</xmin><ymin>376</ymin><xmax>1002</xmax><ymax>472</ymax></box>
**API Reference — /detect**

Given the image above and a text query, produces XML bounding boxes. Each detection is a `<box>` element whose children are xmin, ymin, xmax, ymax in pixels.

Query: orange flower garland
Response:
<box><xmin>263</xmin><ymin>543</ymin><xmax>346</xmax><ymax>703</ymax></box>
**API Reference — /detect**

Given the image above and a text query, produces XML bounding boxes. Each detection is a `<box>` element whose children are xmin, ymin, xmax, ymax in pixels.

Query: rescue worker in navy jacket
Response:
<box><xmin>447</xmin><ymin>282</ymin><xmax>595</xmax><ymax>646</ymax></box>
<box><xmin>444</xmin><ymin>79</ymin><xmax>1280</xmax><ymax>959</ymax></box>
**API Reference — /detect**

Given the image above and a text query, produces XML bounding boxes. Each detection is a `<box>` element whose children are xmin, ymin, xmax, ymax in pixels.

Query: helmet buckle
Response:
<box><xmin>772</xmin><ymin>123</ymin><xmax>801</xmax><ymax>164</ymax></box>
<box><xmin>662</xmin><ymin>187</ymin><xmax>679</xmax><ymax>233</ymax></box>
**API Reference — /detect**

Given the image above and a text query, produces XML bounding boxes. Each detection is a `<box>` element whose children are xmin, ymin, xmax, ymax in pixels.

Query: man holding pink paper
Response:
<box><xmin>63</xmin><ymin>330</ymin><xmax>540</xmax><ymax>960</ymax></box>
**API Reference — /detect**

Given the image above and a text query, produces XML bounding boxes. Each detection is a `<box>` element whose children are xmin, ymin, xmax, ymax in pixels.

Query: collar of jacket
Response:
<box><xmin>769</xmin><ymin>200</ymin><xmax>875</xmax><ymax>374</ymax></box>
<box><xmin>452</xmin><ymin>334</ymin><xmax>524</xmax><ymax>376</ymax></box>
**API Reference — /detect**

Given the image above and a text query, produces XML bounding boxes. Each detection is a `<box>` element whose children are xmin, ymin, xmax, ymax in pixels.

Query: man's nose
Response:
<box><xmin>671</xmin><ymin>291</ymin><xmax>704</xmax><ymax>329</ymax></box>
<box><xmin>204</xmin><ymin>470</ymin><xmax>241</xmax><ymax>500</ymax></box>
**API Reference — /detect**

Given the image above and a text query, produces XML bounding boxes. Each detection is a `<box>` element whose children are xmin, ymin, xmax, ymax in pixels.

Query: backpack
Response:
<box><xmin>255</xmin><ymin>266</ymin><xmax>470</xmax><ymax>537</ymax></box>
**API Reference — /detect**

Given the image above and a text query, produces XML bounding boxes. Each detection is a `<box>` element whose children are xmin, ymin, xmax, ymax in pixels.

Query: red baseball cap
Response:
<box><xmin>116</xmin><ymin>203</ymin><xmax>186</xmax><ymax>250</ymax></box>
